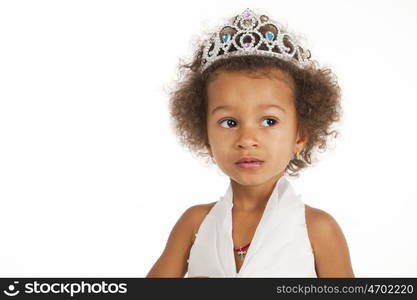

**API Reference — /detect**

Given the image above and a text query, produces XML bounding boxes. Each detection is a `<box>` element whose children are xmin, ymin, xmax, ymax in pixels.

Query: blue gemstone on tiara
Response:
<box><xmin>266</xmin><ymin>31</ymin><xmax>274</xmax><ymax>41</ymax></box>
<box><xmin>222</xmin><ymin>33</ymin><xmax>231</xmax><ymax>43</ymax></box>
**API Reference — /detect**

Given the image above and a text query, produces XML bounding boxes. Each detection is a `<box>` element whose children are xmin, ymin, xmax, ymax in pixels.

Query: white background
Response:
<box><xmin>0</xmin><ymin>0</ymin><xmax>416</xmax><ymax>277</ymax></box>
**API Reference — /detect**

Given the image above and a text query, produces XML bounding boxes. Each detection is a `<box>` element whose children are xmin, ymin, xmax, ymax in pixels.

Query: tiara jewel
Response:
<box><xmin>200</xmin><ymin>8</ymin><xmax>312</xmax><ymax>73</ymax></box>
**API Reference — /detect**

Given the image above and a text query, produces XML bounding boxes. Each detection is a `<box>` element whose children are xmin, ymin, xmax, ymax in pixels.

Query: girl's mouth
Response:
<box><xmin>235</xmin><ymin>161</ymin><xmax>264</xmax><ymax>169</ymax></box>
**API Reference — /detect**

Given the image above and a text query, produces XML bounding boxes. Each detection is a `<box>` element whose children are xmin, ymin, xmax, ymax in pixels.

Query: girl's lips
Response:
<box><xmin>235</xmin><ymin>157</ymin><xmax>264</xmax><ymax>164</ymax></box>
<box><xmin>235</xmin><ymin>161</ymin><xmax>264</xmax><ymax>169</ymax></box>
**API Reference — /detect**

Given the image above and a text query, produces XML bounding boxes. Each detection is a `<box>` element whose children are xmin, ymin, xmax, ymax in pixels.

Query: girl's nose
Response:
<box><xmin>235</xmin><ymin>127</ymin><xmax>259</xmax><ymax>149</ymax></box>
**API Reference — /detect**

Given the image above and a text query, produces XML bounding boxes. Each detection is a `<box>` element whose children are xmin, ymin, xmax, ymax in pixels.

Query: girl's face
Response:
<box><xmin>206</xmin><ymin>68</ymin><xmax>306</xmax><ymax>186</ymax></box>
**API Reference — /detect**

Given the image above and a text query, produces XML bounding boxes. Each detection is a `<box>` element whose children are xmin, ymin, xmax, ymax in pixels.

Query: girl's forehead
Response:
<box><xmin>208</xmin><ymin>68</ymin><xmax>294</xmax><ymax>87</ymax></box>
<box><xmin>206</xmin><ymin>69</ymin><xmax>295</xmax><ymax>107</ymax></box>
<box><xmin>207</xmin><ymin>68</ymin><xmax>294</xmax><ymax>91</ymax></box>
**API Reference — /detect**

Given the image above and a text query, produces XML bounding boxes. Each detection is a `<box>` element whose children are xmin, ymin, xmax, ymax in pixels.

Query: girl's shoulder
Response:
<box><xmin>304</xmin><ymin>204</ymin><xmax>355</xmax><ymax>277</ymax></box>
<box><xmin>304</xmin><ymin>204</ymin><xmax>343</xmax><ymax>248</ymax></box>
<box><xmin>305</xmin><ymin>204</ymin><xmax>336</xmax><ymax>228</ymax></box>
<box><xmin>187</xmin><ymin>201</ymin><xmax>218</xmax><ymax>244</ymax></box>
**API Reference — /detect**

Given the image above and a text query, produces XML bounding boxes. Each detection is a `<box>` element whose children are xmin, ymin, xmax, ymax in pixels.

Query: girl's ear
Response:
<box><xmin>205</xmin><ymin>143</ymin><xmax>216</xmax><ymax>164</ymax></box>
<box><xmin>294</xmin><ymin>128</ymin><xmax>308</xmax><ymax>153</ymax></box>
<box><xmin>206</xmin><ymin>142</ymin><xmax>214</xmax><ymax>158</ymax></box>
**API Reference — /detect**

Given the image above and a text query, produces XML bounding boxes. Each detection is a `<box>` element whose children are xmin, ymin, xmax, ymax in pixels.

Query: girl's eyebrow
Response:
<box><xmin>211</xmin><ymin>104</ymin><xmax>286</xmax><ymax>115</ymax></box>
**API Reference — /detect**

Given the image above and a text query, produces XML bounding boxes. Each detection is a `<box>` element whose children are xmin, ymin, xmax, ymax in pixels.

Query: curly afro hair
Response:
<box><xmin>167</xmin><ymin>16</ymin><xmax>342</xmax><ymax>178</ymax></box>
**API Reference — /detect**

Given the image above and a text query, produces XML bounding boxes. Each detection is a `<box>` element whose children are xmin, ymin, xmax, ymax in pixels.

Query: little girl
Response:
<box><xmin>147</xmin><ymin>8</ymin><xmax>354</xmax><ymax>278</ymax></box>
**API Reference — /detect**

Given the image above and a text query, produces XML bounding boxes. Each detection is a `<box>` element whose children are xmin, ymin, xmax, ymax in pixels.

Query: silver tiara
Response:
<box><xmin>200</xmin><ymin>8</ymin><xmax>312</xmax><ymax>73</ymax></box>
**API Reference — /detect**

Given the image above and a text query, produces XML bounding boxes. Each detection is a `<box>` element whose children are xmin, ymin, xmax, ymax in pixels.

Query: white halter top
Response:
<box><xmin>186</xmin><ymin>175</ymin><xmax>317</xmax><ymax>277</ymax></box>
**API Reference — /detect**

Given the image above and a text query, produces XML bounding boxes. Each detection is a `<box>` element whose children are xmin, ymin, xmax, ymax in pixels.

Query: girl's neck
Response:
<box><xmin>230</xmin><ymin>172</ymin><xmax>284</xmax><ymax>211</ymax></box>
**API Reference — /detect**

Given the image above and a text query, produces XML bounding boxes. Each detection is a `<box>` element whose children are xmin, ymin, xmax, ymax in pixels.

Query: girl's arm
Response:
<box><xmin>305</xmin><ymin>205</ymin><xmax>355</xmax><ymax>277</ymax></box>
<box><xmin>146</xmin><ymin>206</ymin><xmax>197</xmax><ymax>278</ymax></box>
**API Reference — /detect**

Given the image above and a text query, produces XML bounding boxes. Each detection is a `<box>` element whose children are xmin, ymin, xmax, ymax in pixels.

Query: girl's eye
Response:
<box><xmin>261</xmin><ymin>118</ymin><xmax>278</xmax><ymax>127</ymax></box>
<box><xmin>219</xmin><ymin>119</ymin><xmax>237</xmax><ymax>128</ymax></box>
<box><xmin>219</xmin><ymin>118</ymin><xmax>278</xmax><ymax>128</ymax></box>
